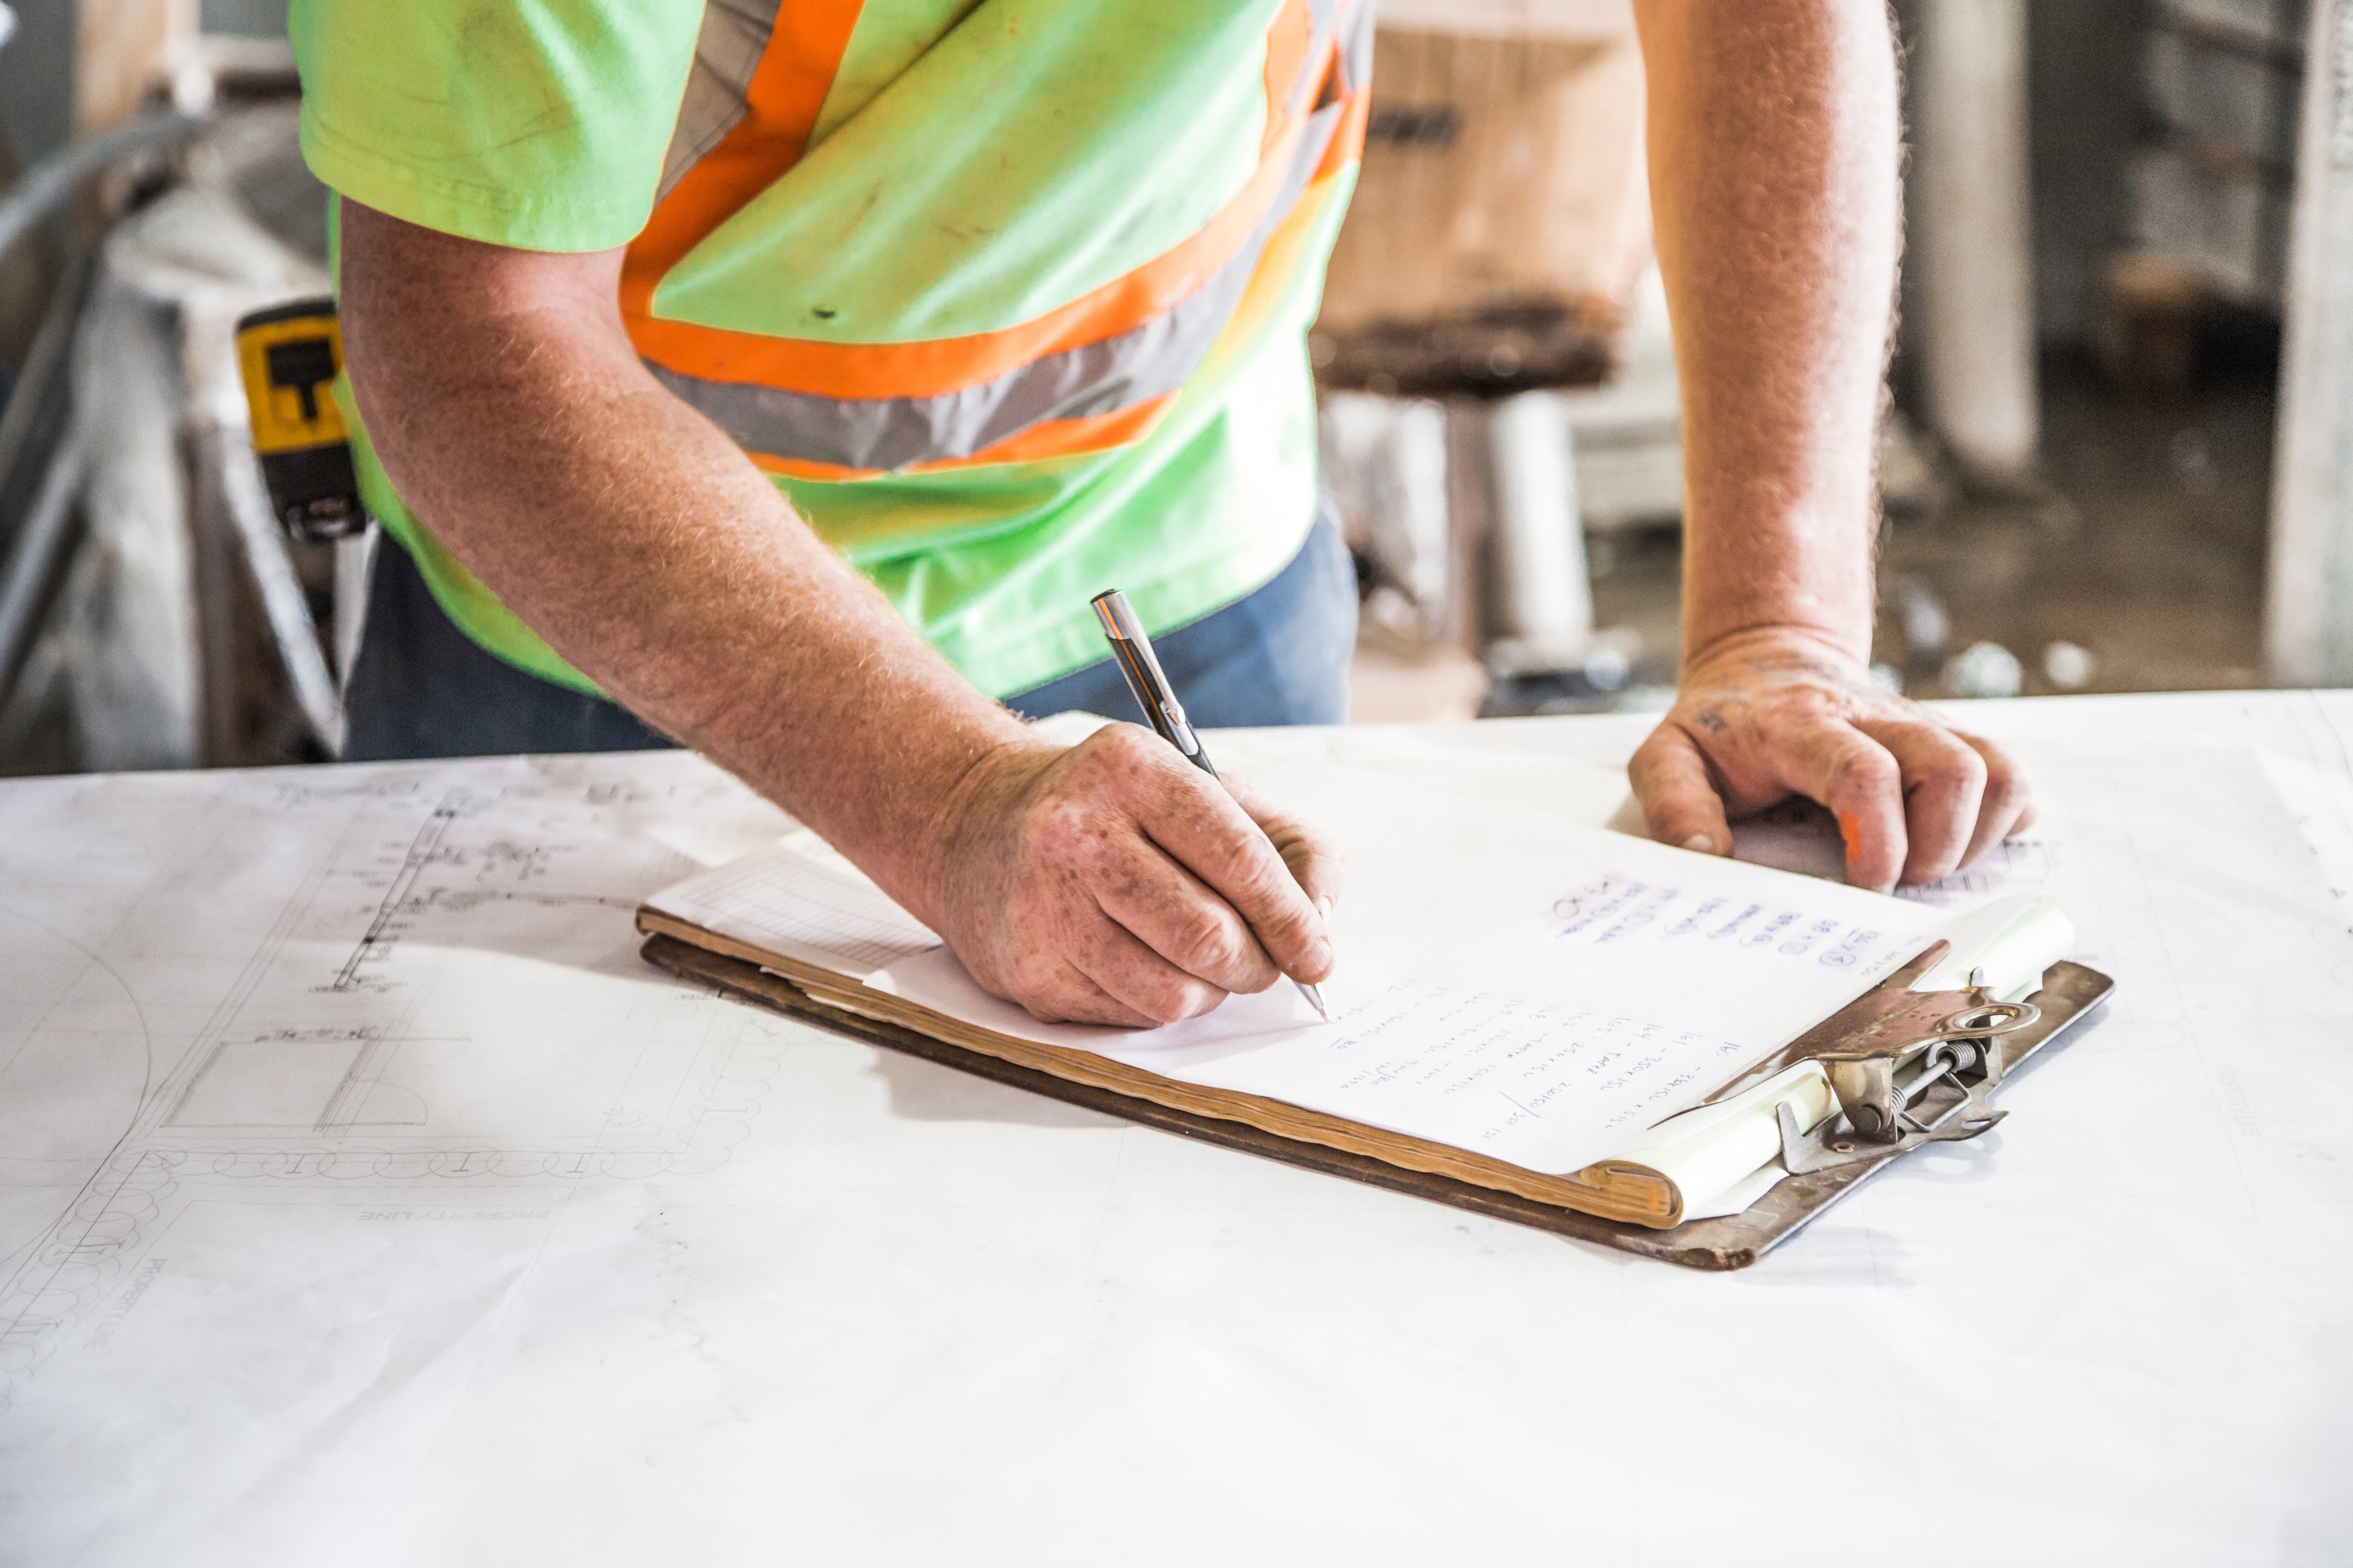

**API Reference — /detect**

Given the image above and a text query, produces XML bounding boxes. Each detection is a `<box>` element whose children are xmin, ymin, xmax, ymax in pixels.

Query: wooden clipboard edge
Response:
<box><xmin>635</xmin><ymin>909</ymin><xmax>1675</xmax><ymax>1225</ymax></box>
<box><xmin>638</xmin><ymin>933</ymin><xmax>2114</xmax><ymax>1273</ymax></box>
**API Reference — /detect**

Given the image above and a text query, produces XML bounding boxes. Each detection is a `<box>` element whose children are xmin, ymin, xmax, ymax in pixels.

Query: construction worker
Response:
<box><xmin>295</xmin><ymin>0</ymin><xmax>2033</xmax><ymax>1027</ymax></box>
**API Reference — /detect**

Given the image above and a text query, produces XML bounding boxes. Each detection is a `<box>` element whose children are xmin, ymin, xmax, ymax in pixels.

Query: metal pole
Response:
<box><xmin>1483</xmin><ymin>389</ymin><xmax>1593</xmax><ymax>675</ymax></box>
<box><xmin>194</xmin><ymin>417</ymin><xmax>347</xmax><ymax>757</ymax></box>
<box><xmin>2268</xmin><ymin>0</ymin><xmax>2353</xmax><ymax>686</ymax></box>
<box><xmin>1910</xmin><ymin>0</ymin><xmax>2040</xmax><ymax>485</ymax></box>
<box><xmin>0</xmin><ymin>426</ymin><xmax>87</xmax><ymax>705</ymax></box>
<box><xmin>0</xmin><ymin>109</ymin><xmax>206</xmax><ymax>263</ymax></box>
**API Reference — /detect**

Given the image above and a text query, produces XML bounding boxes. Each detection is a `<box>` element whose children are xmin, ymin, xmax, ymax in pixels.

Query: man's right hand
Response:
<box><xmin>926</xmin><ymin>725</ymin><xmax>1342</xmax><ymax>1027</ymax></box>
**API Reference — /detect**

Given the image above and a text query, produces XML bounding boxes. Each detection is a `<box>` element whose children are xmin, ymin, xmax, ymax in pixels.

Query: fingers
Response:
<box><xmin>1091</xmin><ymin>837</ymin><xmax>1282</xmax><ymax>996</ymax></box>
<box><xmin>1772</xmin><ymin>722</ymin><xmax>1909</xmax><ymax>893</ymax></box>
<box><xmin>1126</xmin><ymin>755</ymin><xmax>1335</xmax><ymax>986</ymax></box>
<box><xmin>980</xmin><ymin>725</ymin><xmax>1335</xmax><ymax>1029</ymax></box>
<box><xmin>1621</xmin><ymin>633</ymin><xmax>2043</xmax><ymax>899</ymax></box>
<box><xmin>1074</xmin><ymin>920</ymin><xmax>1231</xmax><ymax>1025</ymax></box>
<box><xmin>1226</xmin><ymin>774</ymin><xmax>1347</xmax><ymax>918</ymax></box>
<box><xmin>989</xmin><ymin>917</ymin><xmax>1228</xmax><ymax>1027</ymax></box>
<box><xmin>1628</xmin><ymin>722</ymin><xmax>1735</xmax><ymax>857</ymax></box>
<box><xmin>1954</xmin><ymin>730</ymin><xmax>2037</xmax><ymax>867</ymax></box>
<box><xmin>1852</xmin><ymin>716</ymin><xmax>1987</xmax><ymax>886</ymax></box>
<box><xmin>993</xmin><ymin>953</ymin><xmax>1159</xmax><ymax>1029</ymax></box>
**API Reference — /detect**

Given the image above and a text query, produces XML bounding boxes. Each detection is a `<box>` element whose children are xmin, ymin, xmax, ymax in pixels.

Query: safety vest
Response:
<box><xmin>332</xmin><ymin>0</ymin><xmax>1371</xmax><ymax>698</ymax></box>
<box><xmin>626</xmin><ymin>0</ymin><xmax>1369</xmax><ymax>482</ymax></box>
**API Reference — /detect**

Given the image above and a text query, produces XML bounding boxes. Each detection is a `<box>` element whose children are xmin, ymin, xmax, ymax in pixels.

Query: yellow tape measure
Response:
<box><xmin>234</xmin><ymin>297</ymin><xmax>365</xmax><ymax>541</ymax></box>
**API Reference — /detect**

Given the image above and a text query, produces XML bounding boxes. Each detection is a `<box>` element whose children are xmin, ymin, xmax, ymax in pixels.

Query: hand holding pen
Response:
<box><xmin>890</xmin><ymin>597</ymin><xmax>1341</xmax><ymax>1031</ymax></box>
<box><xmin>1092</xmin><ymin>589</ymin><xmax>1335</xmax><ymax>1022</ymax></box>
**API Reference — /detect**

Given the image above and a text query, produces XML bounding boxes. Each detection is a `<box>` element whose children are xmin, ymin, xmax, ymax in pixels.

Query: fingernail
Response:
<box><xmin>1317</xmin><ymin>894</ymin><xmax>1334</xmax><ymax>919</ymax></box>
<box><xmin>1680</xmin><ymin>833</ymin><xmax>1716</xmax><ymax>855</ymax></box>
<box><xmin>1837</xmin><ymin>810</ymin><xmax>1862</xmax><ymax>863</ymax></box>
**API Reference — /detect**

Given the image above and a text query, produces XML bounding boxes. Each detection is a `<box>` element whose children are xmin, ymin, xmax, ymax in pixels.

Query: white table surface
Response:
<box><xmin>2</xmin><ymin>692</ymin><xmax>2348</xmax><ymax>1567</ymax></box>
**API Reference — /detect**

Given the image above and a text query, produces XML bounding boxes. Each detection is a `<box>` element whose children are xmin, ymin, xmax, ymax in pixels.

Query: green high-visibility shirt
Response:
<box><xmin>290</xmin><ymin>0</ymin><xmax>1369</xmax><ymax>698</ymax></box>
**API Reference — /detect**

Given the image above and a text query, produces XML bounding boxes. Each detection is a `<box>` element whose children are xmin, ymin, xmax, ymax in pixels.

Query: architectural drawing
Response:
<box><xmin>0</xmin><ymin>754</ymin><xmax>792</xmax><ymax>1400</ymax></box>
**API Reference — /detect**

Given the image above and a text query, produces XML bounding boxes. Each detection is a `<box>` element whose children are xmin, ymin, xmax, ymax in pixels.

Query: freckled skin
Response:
<box><xmin>1623</xmin><ymin>2</ymin><xmax>2036</xmax><ymax>890</ymax></box>
<box><xmin>1633</xmin><ymin>630</ymin><xmax>2032</xmax><ymax>892</ymax></box>
<box><xmin>937</xmin><ymin>726</ymin><xmax>1341</xmax><ymax>1026</ymax></box>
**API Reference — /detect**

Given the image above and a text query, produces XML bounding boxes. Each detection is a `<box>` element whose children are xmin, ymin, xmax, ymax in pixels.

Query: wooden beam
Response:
<box><xmin>73</xmin><ymin>0</ymin><xmax>193</xmax><ymax>137</ymax></box>
<box><xmin>2269</xmin><ymin>0</ymin><xmax>2353</xmax><ymax>687</ymax></box>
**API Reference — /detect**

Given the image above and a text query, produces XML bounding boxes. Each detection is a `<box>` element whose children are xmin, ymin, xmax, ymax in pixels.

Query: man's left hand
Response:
<box><xmin>1628</xmin><ymin>627</ymin><xmax>2036</xmax><ymax>892</ymax></box>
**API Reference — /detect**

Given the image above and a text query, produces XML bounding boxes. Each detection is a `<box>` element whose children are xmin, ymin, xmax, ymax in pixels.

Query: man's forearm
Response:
<box><xmin>1633</xmin><ymin>0</ymin><xmax>1899</xmax><ymax>666</ymax></box>
<box><xmin>1622</xmin><ymin>4</ymin><xmax>2032</xmax><ymax>891</ymax></box>
<box><xmin>338</xmin><ymin>205</ymin><xmax>1029</xmax><ymax>924</ymax></box>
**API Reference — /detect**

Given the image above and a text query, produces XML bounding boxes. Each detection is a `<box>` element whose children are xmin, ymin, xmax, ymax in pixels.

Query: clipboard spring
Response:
<box><xmin>1774</xmin><ymin>973</ymin><xmax>2042</xmax><ymax>1176</ymax></box>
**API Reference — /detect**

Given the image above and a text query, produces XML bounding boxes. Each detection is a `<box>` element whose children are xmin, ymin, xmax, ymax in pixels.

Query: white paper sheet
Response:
<box><xmin>653</xmin><ymin>760</ymin><xmax>1944</xmax><ymax>1175</ymax></box>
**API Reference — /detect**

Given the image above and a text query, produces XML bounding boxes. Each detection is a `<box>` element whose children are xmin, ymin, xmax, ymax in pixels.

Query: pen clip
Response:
<box><xmin>1159</xmin><ymin>698</ymin><xmax>1201</xmax><ymax>756</ymax></box>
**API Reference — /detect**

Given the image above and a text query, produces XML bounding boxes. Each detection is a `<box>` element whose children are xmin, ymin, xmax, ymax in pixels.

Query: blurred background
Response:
<box><xmin>0</xmin><ymin>0</ymin><xmax>2341</xmax><ymax>776</ymax></box>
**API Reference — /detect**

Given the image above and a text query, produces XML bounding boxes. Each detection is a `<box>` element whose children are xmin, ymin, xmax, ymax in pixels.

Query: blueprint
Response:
<box><xmin>3</xmin><ymin>694</ymin><xmax>2350</xmax><ymax>1567</ymax></box>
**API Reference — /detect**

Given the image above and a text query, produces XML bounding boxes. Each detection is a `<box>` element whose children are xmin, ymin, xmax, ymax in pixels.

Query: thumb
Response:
<box><xmin>1628</xmin><ymin>722</ymin><xmax>1735</xmax><ymax>858</ymax></box>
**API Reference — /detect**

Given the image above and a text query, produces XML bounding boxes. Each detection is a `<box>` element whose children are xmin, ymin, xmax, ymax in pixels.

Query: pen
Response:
<box><xmin>1090</xmin><ymin>589</ymin><xmax>1333</xmax><ymax>1023</ymax></box>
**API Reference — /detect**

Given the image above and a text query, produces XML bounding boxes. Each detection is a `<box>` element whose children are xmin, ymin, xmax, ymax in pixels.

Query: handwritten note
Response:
<box><xmin>1165</xmin><ymin>980</ymin><xmax>1762</xmax><ymax>1170</ymax></box>
<box><xmin>1552</xmin><ymin>872</ymin><xmax>1890</xmax><ymax>969</ymax></box>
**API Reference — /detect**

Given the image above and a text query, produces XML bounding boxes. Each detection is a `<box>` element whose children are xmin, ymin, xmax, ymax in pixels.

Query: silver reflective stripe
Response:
<box><xmin>656</xmin><ymin>0</ymin><xmax>783</xmax><ymax>207</ymax></box>
<box><xmin>1302</xmin><ymin>0</ymin><xmax>1338</xmax><ymax>100</ymax></box>
<box><xmin>1292</xmin><ymin>0</ymin><xmax>1338</xmax><ymax>113</ymax></box>
<box><xmin>649</xmin><ymin>97</ymin><xmax>1348</xmax><ymax>472</ymax></box>
<box><xmin>1337</xmin><ymin>0</ymin><xmax>1373</xmax><ymax>97</ymax></box>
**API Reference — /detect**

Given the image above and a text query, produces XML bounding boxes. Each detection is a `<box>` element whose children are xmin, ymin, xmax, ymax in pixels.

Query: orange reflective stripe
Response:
<box><xmin>1316</xmin><ymin>84</ymin><xmax>1369</xmax><ymax>181</ymax></box>
<box><xmin>1196</xmin><ymin>163</ymin><xmax>1350</xmax><ymax>387</ymax></box>
<box><xmin>747</xmin><ymin>392</ymin><xmax>1179</xmax><ymax>482</ymax></box>
<box><xmin>1261</xmin><ymin>0</ymin><xmax>1315</xmax><ymax>149</ymax></box>
<box><xmin>620</xmin><ymin>0</ymin><xmax>866</xmax><ymax>323</ymax></box>
<box><xmin>629</xmin><ymin>110</ymin><xmax>1315</xmax><ymax>399</ymax></box>
<box><xmin>626</xmin><ymin>1</ymin><xmax>1339</xmax><ymax>403</ymax></box>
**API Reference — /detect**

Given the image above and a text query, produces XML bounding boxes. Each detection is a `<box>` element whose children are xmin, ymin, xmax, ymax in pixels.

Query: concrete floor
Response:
<box><xmin>1565</xmin><ymin>355</ymin><xmax>2275</xmax><ymax>706</ymax></box>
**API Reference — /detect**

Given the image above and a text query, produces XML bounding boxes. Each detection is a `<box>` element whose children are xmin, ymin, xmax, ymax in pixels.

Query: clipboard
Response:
<box><xmin>640</xmin><ymin>930</ymin><xmax>2114</xmax><ymax>1272</ymax></box>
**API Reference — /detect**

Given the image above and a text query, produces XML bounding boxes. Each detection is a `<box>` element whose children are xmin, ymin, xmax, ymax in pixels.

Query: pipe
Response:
<box><xmin>1482</xmin><ymin>390</ymin><xmax>1593</xmax><ymax>676</ymax></box>
<box><xmin>0</xmin><ymin>109</ymin><xmax>207</xmax><ymax>265</ymax></box>
<box><xmin>0</xmin><ymin>253</ymin><xmax>88</xmax><ymax>532</ymax></box>
<box><xmin>2266</xmin><ymin>0</ymin><xmax>2353</xmax><ymax>686</ymax></box>
<box><xmin>0</xmin><ymin>425</ymin><xmax>87</xmax><ymax>705</ymax></box>
<box><xmin>207</xmin><ymin>419</ymin><xmax>347</xmax><ymax>755</ymax></box>
<box><xmin>1910</xmin><ymin>0</ymin><xmax>2039</xmax><ymax>485</ymax></box>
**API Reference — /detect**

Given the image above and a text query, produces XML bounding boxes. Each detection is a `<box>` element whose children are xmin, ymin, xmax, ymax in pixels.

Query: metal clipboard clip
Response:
<box><xmin>1773</xmin><ymin>967</ymin><xmax>2042</xmax><ymax>1176</ymax></box>
<box><xmin>1616</xmin><ymin>929</ymin><xmax>2113</xmax><ymax>1267</ymax></box>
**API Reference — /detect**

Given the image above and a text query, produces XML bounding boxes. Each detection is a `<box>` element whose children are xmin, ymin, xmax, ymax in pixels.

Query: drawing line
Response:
<box><xmin>331</xmin><ymin>799</ymin><xmax>464</xmax><ymax>991</ymax></box>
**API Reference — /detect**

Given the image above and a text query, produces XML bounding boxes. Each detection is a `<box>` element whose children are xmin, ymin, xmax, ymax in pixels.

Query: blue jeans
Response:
<box><xmin>345</xmin><ymin>514</ymin><xmax>1356</xmax><ymax>761</ymax></box>
<box><xmin>1003</xmin><ymin>513</ymin><xmax>1356</xmax><ymax>728</ymax></box>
